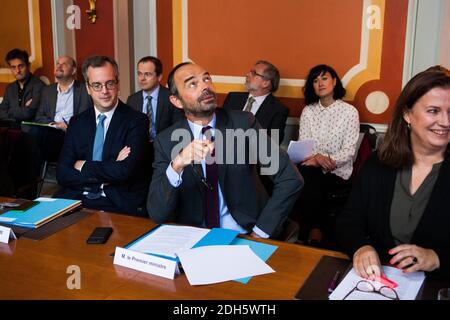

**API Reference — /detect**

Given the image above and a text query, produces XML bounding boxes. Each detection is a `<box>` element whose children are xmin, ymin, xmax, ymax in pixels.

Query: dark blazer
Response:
<box><xmin>0</xmin><ymin>75</ymin><xmax>45</xmax><ymax>121</ymax></box>
<box><xmin>55</xmin><ymin>101</ymin><xmax>151</xmax><ymax>215</ymax></box>
<box><xmin>223</xmin><ymin>92</ymin><xmax>289</xmax><ymax>144</ymax></box>
<box><xmin>336</xmin><ymin>153</ymin><xmax>450</xmax><ymax>278</ymax></box>
<box><xmin>147</xmin><ymin>108</ymin><xmax>303</xmax><ymax>237</ymax></box>
<box><xmin>126</xmin><ymin>85</ymin><xmax>184</xmax><ymax>134</ymax></box>
<box><xmin>35</xmin><ymin>80</ymin><xmax>92</xmax><ymax>123</ymax></box>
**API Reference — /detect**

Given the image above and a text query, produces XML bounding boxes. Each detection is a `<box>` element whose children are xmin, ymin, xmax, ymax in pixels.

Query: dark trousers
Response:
<box><xmin>29</xmin><ymin>126</ymin><xmax>66</xmax><ymax>162</ymax></box>
<box><xmin>0</xmin><ymin>127</ymin><xmax>41</xmax><ymax>198</ymax></box>
<box><xmin>291</xmin><ymin>165</ymin><xmax>349</xmax><ymax>241</ymax></box>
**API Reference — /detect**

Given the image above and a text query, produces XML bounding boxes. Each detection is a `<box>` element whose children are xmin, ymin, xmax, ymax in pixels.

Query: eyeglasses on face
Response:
<box><xmin>88</xmin><ymin>80</ymin><xmax>118</xmax><ymax>92</ymax></box>
<box><xmin>137</xmin><ymin>71</ymin><xmax>157</xmax><ymax>78</ymax></box>
<box><xmin>343</xmin><ymin>280</ymin><xmax>399</xmax><ymax>300</ymax></box>
<box><xmin>249</xmin><ymin>69</ymin><xmax>266</xmax><ymax>78</ymax></box>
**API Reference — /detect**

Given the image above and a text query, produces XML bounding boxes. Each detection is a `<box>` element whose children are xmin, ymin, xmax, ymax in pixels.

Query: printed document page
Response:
<box><xmin>329</xmin><ymin>266</ymin><xmax>425</xmax><ymax>300</ymax></box>
<box><xmin>128</xmin><ymin>225</ymin><xmax>209</xmax><ymax>258</ymax></box>
<box><xmin>177</xmin><ymin>245</ymin><xmax>275</xmax><ymax>285</ymax></box>
<box><xmin>287</xmin><ymin>140</ymin><xmax>315</xmax><ymax>163</ymax></box>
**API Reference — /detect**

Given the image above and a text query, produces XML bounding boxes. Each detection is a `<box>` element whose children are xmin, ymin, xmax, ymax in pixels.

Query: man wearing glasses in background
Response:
<box><xmin>223</xmin><ymin>60</ymin><xmax>289</xmax><ymax>144</ymax></box>
<box><xmin>223</xmin><ymin>60</ymin><xmax>289</xmax><ymax>195</ymax></box>
<box><xmin>0</xmin><ymin>48</ymin><xmax>45</xmax><ymax>124</ymax></box>
<box><xmin>55</xmin><ymin>56</ymin><xmax>151</xmax><ymax>216</ymax></box>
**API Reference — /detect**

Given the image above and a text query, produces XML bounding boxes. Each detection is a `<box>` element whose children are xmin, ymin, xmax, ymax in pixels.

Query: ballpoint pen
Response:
<box><xmin>328</xmin><ymin>270</ymin><xmax>341</xmax><ymax>294</ymax></box>
<box><xmin>62</xmin><ymin>117</ymin><xmax>68</xmax><ymax>126</ymax></box>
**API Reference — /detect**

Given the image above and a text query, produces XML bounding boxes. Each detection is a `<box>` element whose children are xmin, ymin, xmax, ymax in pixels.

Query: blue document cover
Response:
<box><xmin>125</xmin><ymin>226</ymin><xmax>240</xmax><ymax>262</ymax></box>
<box><xmin>191</xmin><ymin>228</ymin><xmax>239</xmax><ymax>248</ymax></box>
<box><xmin>0</xmin><ymin>198</ymin><xmax>81</xmax><ymax>228</ymax></box>
<box><xmin>231</xmin><ymin>238</ymin><xmax>278</xmax><ymax>284</ymax></box>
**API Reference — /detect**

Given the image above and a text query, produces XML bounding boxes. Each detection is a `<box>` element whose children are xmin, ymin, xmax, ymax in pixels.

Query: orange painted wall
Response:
<box><xmin>0</xmin><ymin>0</ymin><xmax>54</xmax><ymax>96</ymax></box>
<box><xmin>158</xmin><ymin>0</ymin><xmax>409</xmax><ymax>124</ymax></box>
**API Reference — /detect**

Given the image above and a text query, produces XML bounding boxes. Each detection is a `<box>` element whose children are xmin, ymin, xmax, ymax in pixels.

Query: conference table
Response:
<box><xmin>0</xmin><ymin>200</ymin><xmax>348</xmax><ymax>300</ymax></box>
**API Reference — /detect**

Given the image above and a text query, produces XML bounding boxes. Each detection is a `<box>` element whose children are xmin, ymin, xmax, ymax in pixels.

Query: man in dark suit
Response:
<box><xmin>147</xmin><ymin>62</ymin><xmax>303</xmax><ymax>238</ymax></box>
<box><xmin>32</xmin><ymin>56</ymin><xmax>92</xmax><ymax>162</ymax></box>
<box><xmin>126</xmin><ymin>56</ymin><xmax>183</xmax><ymax>141</ymax></box>
<box><xmin>0</xmin><ymin>49</ymin><xmax>45</xmax><ymax>198</ymax></box>
<box><xmin>0</xmin><ymin>48</ymin><xmax>45</xmax><ymax>124</ymax></box>
<box><xmin>223</xmin><ymin>60</ymin><xmax>289</xmax><ymax>144</ymax></box>
<box><xmin>55</xmin><ymin>56</ymin><xmax>150</xmax><ymax>216</ymax></box>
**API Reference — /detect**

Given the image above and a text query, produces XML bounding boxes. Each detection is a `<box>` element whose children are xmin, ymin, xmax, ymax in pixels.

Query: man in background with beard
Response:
<box><xmin>147</xmin><ymin>62</ymin><xmax>302</xmax><ymax>238</ymax></box>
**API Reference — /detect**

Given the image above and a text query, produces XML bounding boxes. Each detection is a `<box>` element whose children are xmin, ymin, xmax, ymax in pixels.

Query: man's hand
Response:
<box><xmin>51</xmin><ymin>121</ymin><xmax>68</xmax><ymax>132</ymax></box>
<box><xmin>74</xmin><ymin>160</ymin><xmax>86</xmax><ymax>171</ymax></box>
<box><xmin>171</xmin><ymin>139</ymin><xmax>214</xmax><ymax>174</ymax></box>
<box><xmin>25</xmin><ymin>98</ymin><xmax>33</xmax><ymax>108</ymax></box>
<box><xmin>116</xmin><ymin>146</ymin><xmax>131</xmax><ymax>161</ymax></box>
<box><xmin>250</xmin><ymin>231</ymin><xmax>262</xmax><ymax>238</ymax></box>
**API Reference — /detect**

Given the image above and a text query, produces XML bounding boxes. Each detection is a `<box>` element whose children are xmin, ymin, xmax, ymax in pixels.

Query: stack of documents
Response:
<box><xmin>287</xmin><ymin>140</ymin><xmax>315</xmax><ymax>163</ymax></box>
<box><xmin>122</xmin><ymin>225</ymin><xmax>277</xmax><ymax>285</ymax></box>
<box><xmin>0</xmin><ymin>198</ymin><xmax>81</xmax><ymax>229</ymax></box>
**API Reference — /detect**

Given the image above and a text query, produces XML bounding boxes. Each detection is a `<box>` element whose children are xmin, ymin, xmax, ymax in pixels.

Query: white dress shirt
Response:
<box><xmin>243</xmin><ymin>93</ymin><xmax>270</xmax><ymax>115</ymax></box>
<box><xmin>54</xmin><ymin>80</ymin><xmax>75</xmax><ymax>123</ymax></box>
<box><xmin>80</xmin><ymin>103</ymin><xmax>119</xmax><ymax>197</ymax></box>
<box><xmin>299</xmin><ymin>99</ymin><xmax>359</xmax><ymax>180</ymax></box>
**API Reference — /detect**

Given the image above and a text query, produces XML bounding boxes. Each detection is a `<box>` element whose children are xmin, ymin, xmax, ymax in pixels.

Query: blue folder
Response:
<box><xmin>0</xmin><ymin>198</ymin><xmax>81</xmax><ymax>228</ymax></box>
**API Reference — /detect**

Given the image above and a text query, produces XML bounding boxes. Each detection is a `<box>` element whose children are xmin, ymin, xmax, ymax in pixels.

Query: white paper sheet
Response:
<box><xmin>127</xmin><ymin>225</ymin><xmax>209</xmax><ymax>258</ymax></box>
<box><xmin>177</xmin><ymin>245</ymin><xmax>275</xmax><ymax>285</ymax></box>
<box><xmin>329</xmin><ymin>266</ymin><xmax>425</xmax><ymax>300</ymax></box>
<box><xmin>287</xmin><ymin>140</ymin><xmax>315</xmax><ymax>163</ymax></box>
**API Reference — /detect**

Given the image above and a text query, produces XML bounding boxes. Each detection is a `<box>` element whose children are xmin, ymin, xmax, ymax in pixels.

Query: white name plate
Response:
<box><xmin>0</xmin><ymin>226</ymin><xmax>17</xmax><ymax>244</ymax></box>
<box><xmin>113</xmin><ymin>247</ymin><xmax>179</xmax><ymax>280</ymax></box>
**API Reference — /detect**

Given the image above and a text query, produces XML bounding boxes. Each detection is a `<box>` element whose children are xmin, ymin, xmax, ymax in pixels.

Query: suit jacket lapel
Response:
<box><xmin>155</xmin><ymin>87</ymin><xmax>165</xmax><ymax>132</ymax></box>
<box><xmin>48</xmin><ymin>85</ymin><xmax>58</xmax><ymax>120</ymax></box>
<box><xmin>215</xmin><ymin>110</ymin><xmax>229</xmax><ymax>191</ymax></box>
<box><xmin>86</xmin><ymin>108</ymin><xmax>97</xmax><ymax>160</ymax></box>
<box><xmin>137</xmin><ymin>91</ymin><xmax>144</xmax><ymax>113</ymax></box>
<box><xmin>254</xmin><ymin>93</ymin><xmax>272</xmax><ymax>120</ymax></box>
<box><xmin>72</xmin><ymin>81</ymin><xmax>81</xmax><ymax>115</ymax></box>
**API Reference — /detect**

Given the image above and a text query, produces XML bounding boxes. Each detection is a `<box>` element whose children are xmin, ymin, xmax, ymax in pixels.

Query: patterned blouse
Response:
<box><xmin>299</xmin><ymin>99</ymin><xmax>360</xmax><ymax>180</ymax></box>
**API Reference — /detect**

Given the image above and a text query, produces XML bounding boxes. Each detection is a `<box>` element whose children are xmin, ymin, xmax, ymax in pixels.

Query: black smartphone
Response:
<box><xmin>86</xmin><ymin>227</ymin><xmax>113</xmax><ymax>244</ymax></box>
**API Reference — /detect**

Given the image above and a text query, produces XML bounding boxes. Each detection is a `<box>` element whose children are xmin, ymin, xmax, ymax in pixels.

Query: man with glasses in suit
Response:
<box><xmin>223</xmin><ymin>60</ymin><xmax>289</xmax><ymax>144</ymax></box>
<box><xmin>55</xmin><ymin>56</ymin><xmax>150</xmax><ymax>216</ymax></box>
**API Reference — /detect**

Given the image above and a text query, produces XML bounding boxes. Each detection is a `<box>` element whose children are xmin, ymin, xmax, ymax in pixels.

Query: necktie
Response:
<box><xmin>243</xmin><ymin>96</ymin><xmax>255</xmax><ymax>113</ymax></box>
<box><xmin>87</xmin><ymin>113</ymin><xmax>106</xmax><ymax>200</ymax></box>
<box><xmin>92</xmin><ymin>114</ymin><xmax>106</xmax><ymax>161</ymax></box>
<box><xmin>146</xmin><ymin>95</ymin><xmax>155</xmax><ymax>140</ymax></box>
<box><xmin>202</xmin><ymin>126</ymin><xmax>219</xmax><ymax>228</ymax></box>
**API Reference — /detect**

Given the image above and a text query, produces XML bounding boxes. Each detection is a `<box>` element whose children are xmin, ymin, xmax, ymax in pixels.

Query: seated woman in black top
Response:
<box><xmin>336</xmin><ymin>69</ymin><xmax>450</xmax><ymax>279</ymax></box>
